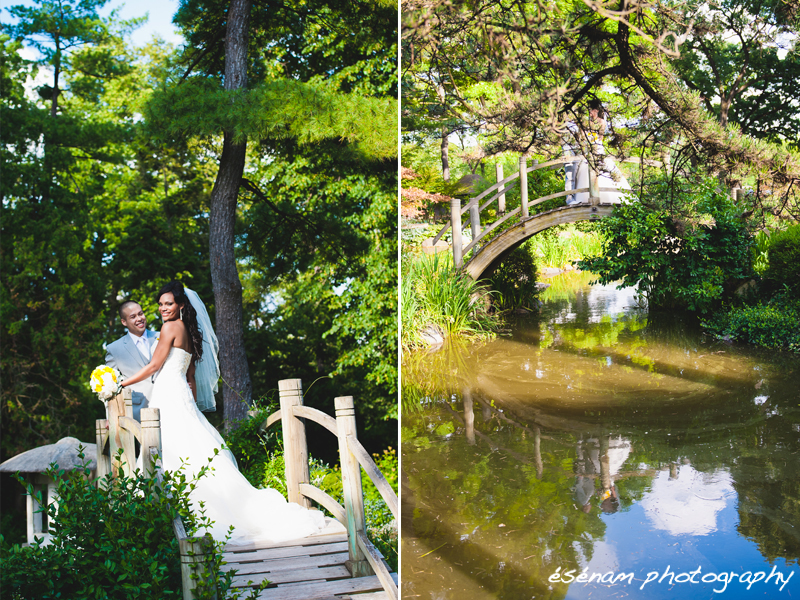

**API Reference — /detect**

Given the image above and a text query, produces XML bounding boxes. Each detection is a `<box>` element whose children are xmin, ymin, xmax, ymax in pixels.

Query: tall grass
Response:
<box><xmin>527</xmin><ymin>224</ymin><xmax>604</xmax><ymax>268</ymax></box>
<box><xmin>401</xmin><ymin>252</ymin><xmax>500</xmax><ymax>350</ymax></box>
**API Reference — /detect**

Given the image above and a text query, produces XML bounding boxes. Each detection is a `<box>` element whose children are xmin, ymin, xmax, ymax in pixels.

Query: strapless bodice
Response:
<box><xmin>160</xmin><ymin>347</ymin><xmax>192</xmax><ymax>378</ymax></box>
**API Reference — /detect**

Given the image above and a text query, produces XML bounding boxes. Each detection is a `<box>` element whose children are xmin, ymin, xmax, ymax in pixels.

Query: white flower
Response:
<box><xmin>89</xmin><ymin>365</ymin><xmax>123</xmax><ymax>401</ymax></box>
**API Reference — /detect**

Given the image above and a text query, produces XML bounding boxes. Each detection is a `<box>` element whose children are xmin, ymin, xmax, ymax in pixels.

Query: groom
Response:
<box><xmin>105</xmin><ymin>300</ymin><xmax>159</xmax><ymax>422</ymax></box>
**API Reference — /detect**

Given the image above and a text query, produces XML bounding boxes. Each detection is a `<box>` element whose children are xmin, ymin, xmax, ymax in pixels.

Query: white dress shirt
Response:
<box><xmin>128</xmin><ymin>330</ymin><xmax>151</xmax><ymax>362</ymax></box>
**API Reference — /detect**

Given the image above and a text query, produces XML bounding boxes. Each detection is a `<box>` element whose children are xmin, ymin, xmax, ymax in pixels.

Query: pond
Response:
<box><xmin>401</xmin><ymin>271</ymin><xmax>800</xmax><ymax>600</ymax></box>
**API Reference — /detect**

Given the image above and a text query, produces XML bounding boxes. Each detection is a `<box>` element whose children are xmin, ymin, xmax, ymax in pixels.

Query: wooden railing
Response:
<box><xmin>262</xmin><ymin>378</ymin><xmax>399</xmax><ymax>600</ymax></box>
<box><xmin>95</xmin><ymin>389</ymin><xmax>217</xmax><ymax>600</ymax></box>
<box><xmin>95</xmin><ymin>382</ymin><xmax>398</xmax><ymax>600</ymax></box>
<box><xmin>432</xmin><ymin>154</ymin><xmax>660</xmax><ymax>268</ymax></box>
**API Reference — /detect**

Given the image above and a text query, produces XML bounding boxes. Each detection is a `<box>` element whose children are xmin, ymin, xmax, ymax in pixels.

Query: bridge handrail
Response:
<box><xmin>262</xmin><ymin>379</ymin><xmax>398</xmax><ymax>596</ymax></box>
<box><xmin>96</xmin><ymin>389</ymin><xmax>161</xmax><ymax>479</ymax></box>
<box><xmin>346</xmin><ymin>434</ymin><xmax>398</xmax><ymax>519</ymax></box>
<box><xmin>262</xmin><ymin>404</ymin><xmax>349</xmax><ymax>524</ymax></box>
<box><xmin>430</xmin><ymin>152</ymin><xmax>669</xmax><ymax>269</ymax></box>
<box><xmin>356</xmin><ymin>530</ymin><xmax>398</xmax><ymax>597</ymax></box>
<box><xmin>431</xmin><ymin>155</ymin><xmax>586</xmax><ymax>245</ymax></box>
<box><xmin>462</xmin><ymin>187</ymin><xmax>592</xmax><ymax>255</ymax></box>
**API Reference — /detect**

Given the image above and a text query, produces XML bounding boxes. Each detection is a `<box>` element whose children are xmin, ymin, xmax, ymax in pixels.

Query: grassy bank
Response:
<box><xmin>526</xmin><ymin>223</ymin><xmax>604</xmax><ymax>269</ymax></box>
<box><xmin>401</xmin><ymin>251</ymin><xmax>501</xmax><ymax>350</ymax></box>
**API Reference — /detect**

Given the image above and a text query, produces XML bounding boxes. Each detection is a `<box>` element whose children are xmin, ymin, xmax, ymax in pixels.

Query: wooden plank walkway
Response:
<box><xmin>223</xmin><ymin>518</ymin><xmax>396</xmax><ymax>600</ymax></box>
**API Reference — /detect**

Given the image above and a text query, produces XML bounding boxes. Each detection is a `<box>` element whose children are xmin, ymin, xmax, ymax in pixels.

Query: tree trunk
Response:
<box><xmin>719</xmin><ymin>96</ymin><xmax>731</xmax><ymax>127</ymax></box>
<box><xmin>51</xmin><ymin>62</ymin><xmax>60</xmax><ymax>117</ymax></box>
<box><xmin>436</xmin><ymin>81</ymin><xmax>450</xmax><ymax>182</ymax></box>
<box><xmin>210</xmin><ymin>0</ymin><xmax>253</xmax><ymax>430</ymax></box>
<box><xmin>51</xmin><ymin>37</ymin><xmax>60</xmax><ymax>118</ymax></box>
<box><xmin>441</xmin><ymin>129</ymin><xmax>450</xmax><ymax>182</ymax></box>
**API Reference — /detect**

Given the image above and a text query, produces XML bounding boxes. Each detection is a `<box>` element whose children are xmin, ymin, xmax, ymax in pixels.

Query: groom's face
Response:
<box><xmin>121</xmin><ymin>303</ymin><xmax>147</xmax><ymax>337</ymax></box>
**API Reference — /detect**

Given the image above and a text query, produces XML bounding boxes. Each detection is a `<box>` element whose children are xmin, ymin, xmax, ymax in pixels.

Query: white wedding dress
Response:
<box><xmin>149</xmin><ymin>347</ymin><xmax>325</xmax><ymax>545</ymax></box>
<box><xmin>564</xmin><ymin>119</ymin><xmax>634</xmax><ymax>205</ymax></box>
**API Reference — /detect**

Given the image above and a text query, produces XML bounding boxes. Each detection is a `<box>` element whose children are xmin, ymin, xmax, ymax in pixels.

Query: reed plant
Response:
<box><xmin>401</xmin><ymin>252</ymin><xmax>500</xmax><ymax>350</ymax></box>
<box><xmin>527</xmin><ymin>224</ymin><xmax>604</xmax><ymax>268</ymax></box>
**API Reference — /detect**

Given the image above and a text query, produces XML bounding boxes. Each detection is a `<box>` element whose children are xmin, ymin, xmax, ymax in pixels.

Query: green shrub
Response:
<box><xmin>0</xmin><ymin>452</ymin><xmax>253</xmax><ymax>600</ymax></box>
<box><xmin>577</xmin><ymin>180</ymin><xmax>754</xmax><ymax>313</ymax></box>
<box><xmin>224</xmin><ymin>403</ymin><xmax>280</xmax><ymax>486</ymax></box>
<box><xmin>702</xmin><ymin>292</ymin><xmax>800</xmax><ymax>352</ymax></box>
<box><xmin>764</xmin><ymin>224</ymin><xmax>800</xmax><ymax>292</ymax></box>
<box><xmin>488</xmin><ymin>246</ymin><xmax>541</xmax><ymax>311</ymax></box>
<box><xmin>751</xmin><ymin>230</ymin><xmax>771</xmax><ymax>275</ymax></box>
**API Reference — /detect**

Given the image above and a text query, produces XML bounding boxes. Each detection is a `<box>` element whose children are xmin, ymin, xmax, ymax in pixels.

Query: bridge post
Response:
<box><xmin>278</xmin><ymin>379</ymin><xmax>312</xmax><ymax>509</ymax></box>
<box><xmin>519</xmin><ymin>156</ymin><xmax>529</xmax><ymax>218</ymax></box>
<box><xmin>141</xmin><ymin>408</ymin><xmax>162</xmax><ymax>476</ymax></box>
<box><xmin>450</xmin><ymin>196</ymin><xmax>463</xmax><ymax>268</ymax></box>
<box><xmin>95</xmin><ymin>419</ymin><xmax>110</xmax><ymax>482</ymax></box>
<box><xmin>107</xmin><ymin>388</ymin><xmax>135</xmax><ymax>478</ymax></box>
<box><xmin>589</xmin><ymin>162</ymin><xmax>600</xmax><ymax>205</ymax></box>
<box><xmin>335</xmin><ymin>396</ymin><xmax>373</xmax><ymax>578</ymax></box>
<box><xmin>469</xmin><ymin>200</ymin><xmax>480</xmax><ymax>253</ymax></box>
<box><xmin>496</xmin><ymin>163</ymin><xmax>505</xmax><ymax>214</ymax></box>
<box><xmin>179</xmin><ymin>534</ymin><xmax>218</xmax><ymax>600</ymax></box>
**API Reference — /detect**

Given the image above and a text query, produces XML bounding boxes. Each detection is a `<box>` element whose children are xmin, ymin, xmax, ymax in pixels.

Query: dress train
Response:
<box><xmin>149</xmin><ymin>348</ymin><xmax>324</xmax><ymax>545</ymax></box>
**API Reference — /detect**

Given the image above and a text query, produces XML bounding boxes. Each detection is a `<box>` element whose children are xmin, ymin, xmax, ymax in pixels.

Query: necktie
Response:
<box><xmin>138</xmin><ymin>336</ymin><xmax>150</xmax><ymax>361</ymax></box>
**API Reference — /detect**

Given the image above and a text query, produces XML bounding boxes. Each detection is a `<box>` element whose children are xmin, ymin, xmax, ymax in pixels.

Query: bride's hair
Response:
<box><xmin>157</xmin><ymin>281</ymin><xmax>204</xmax><ymax>364</ymax></box>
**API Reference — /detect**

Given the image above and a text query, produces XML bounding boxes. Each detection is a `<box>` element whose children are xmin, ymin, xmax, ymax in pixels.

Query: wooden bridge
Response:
<box><xmin>97</xmin><ymin>379</ymin><xmax>397</xmax><ymax>600</ymax></box>
<box><xmin>431</xmin><ymin>155</ymin><xmax>643</xmax><ymax>279</ymax></box>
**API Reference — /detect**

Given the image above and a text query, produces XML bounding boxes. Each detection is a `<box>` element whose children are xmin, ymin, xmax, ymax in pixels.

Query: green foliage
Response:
<box><xmin>3</xmin><ymin>0</ymin><xmax>116</xmax><ymax>94</ymax></box>
<box><xmin>764</xmin><ymin>224</ymin><xmax>800</xmax><ymax>292</ymax></box>
<box><xmin>0</xmin><ymin>453</ymin><xmax>251</xmax><ymax>599</ymax></box>
<box><xmin>240</xmin><ymin>140</ymin><xmax>398</xmax><ymax>449</ymax></box>
<box><xmin>751</xmin><ymin>230</ymin><xmax>772</xmax><ymax>275</ymax></box>
<box><xmin>702</xmin><ymin>293</ymin><xmax>800</xmax><ymax>352</ymax></box>
<box><xmin>526</xmin><ymin>223</ymin><xmax>605</xmax><ymax>269</ymax></box>
<box><xmin>577</xmin><ymin>181</ymin><xmax>754</xmax><ymax>313</ymax></box>
<box><xmin>145</xmin><ymin>79</ymin><xmax>397</xmax><ymax>161</ymax></box>
<box><xmin>221</xmin><ymin>404</ymin><xmax>280</xmax><ymax>486</ymax></box>
<box><xmin>0</xmin><ymin>31</ymin><xmax>214</xmax><ymax>459</ymax></box>
<box><xmin>487</xmin><ymin>246</ymin><xmax>541</xmax><ymax>311</ymax></box>
<box><xmin>401</xmin><ymin>142</ymin><xmax>477</xmax><ymax>196</ymax></box>
<box><xmin>1</xmin><ymin>0</ymin><xmax>397</xmax><ymax>464</ymax></box>
<box><xmin>401</xmin><ymin>252</ymin><xmax>501</xmax><ymax>350</ymax></box>
<box><xmin>670</xmin><ymin>0</ymin><xmax>800</xmax><ymax>145</ymax></box>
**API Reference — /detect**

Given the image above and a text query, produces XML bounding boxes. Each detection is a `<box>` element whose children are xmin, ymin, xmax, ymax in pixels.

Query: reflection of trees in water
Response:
<box><xmin>401</xmin><ymin>339</ymin><xmax>481</xmax><ymax>415</ymax></box>
<box><xmin>403</xmin><ymin>274</ymin><xmax>800</xmax><ymax>588</ymax></box>
<box><xmin>731</xmin><ymin>401</ymin><xmax>800</xmax><ymax>565</ymax></box>
<box><xmin>403</xmin><ymin>387</ymin><xmax>610</xmax><ymax>599</ymax></box>
<box><xmin>403</xmin><ymin>372</ymin><xmax>800</xmax><ymax>600</ymax></box>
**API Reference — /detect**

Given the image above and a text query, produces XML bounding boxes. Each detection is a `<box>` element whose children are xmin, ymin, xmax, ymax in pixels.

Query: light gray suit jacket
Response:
<box><xmin>105</xmin><ymin>330</ymin><xmax>159</xmax><ymax>422</ymax></box>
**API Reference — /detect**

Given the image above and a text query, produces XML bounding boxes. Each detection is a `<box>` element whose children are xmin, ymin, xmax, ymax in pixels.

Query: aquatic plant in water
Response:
<box><xmin>401</xmin><ymin>252</ymin><xmax>501</xmax><ymax>350</ymax></box>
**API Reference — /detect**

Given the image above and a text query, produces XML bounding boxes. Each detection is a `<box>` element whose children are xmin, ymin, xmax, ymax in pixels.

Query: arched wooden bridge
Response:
<box><xmin>431</xmin><ymin>155</ymin><xmax>647</xmax><ymax>279</ymax></box>
<box><xmin>95</xmin><ymin>381</ymin><xmax>397</xmax><ymax>600</ymax></box>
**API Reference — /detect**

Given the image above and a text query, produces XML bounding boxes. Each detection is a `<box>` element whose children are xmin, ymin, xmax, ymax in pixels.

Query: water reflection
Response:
<box><xmin>402</xmin><ymin>273</ymin><xmax>800</xmax><ymax>600</ymax></box>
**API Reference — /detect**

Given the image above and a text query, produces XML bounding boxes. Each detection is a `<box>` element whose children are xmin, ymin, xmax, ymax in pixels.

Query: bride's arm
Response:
<box><xmin>121</xmin><ymin>323</ymin><xmax>177</xmax><ymax>388</ymax></box>
<box><xmin>187</xmin><ymin>361</ymin><xmax>197</xmax><ymax>401</ymax></box>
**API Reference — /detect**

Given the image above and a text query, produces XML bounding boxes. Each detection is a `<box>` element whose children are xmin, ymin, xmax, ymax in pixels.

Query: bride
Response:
<box><xmin>120</xmin><ymin>281</ymin><xmax>324</xmax><ymax>544</ymax></box>
<box><xmin>563</xmin><ymin>99</ymin><xmax>633</xmax><ymax>205</ymax></box>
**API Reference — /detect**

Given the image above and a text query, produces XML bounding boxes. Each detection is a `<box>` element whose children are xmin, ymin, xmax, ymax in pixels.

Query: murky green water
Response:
<box><xmin>401</xmin><ymin>272</ymin><xmax>800</xmax><ymax>600</ymax></box>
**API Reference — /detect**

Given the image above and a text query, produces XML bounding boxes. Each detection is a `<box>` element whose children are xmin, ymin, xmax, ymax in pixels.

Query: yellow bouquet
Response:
<box><xmin>89</xmin><ymin>365</ymin><xmax>123</xmax><ymax>401</ymax></box>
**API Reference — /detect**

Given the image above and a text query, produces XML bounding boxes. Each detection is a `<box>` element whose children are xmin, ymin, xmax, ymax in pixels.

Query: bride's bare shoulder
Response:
<box><xmin>160</xmin><ymin>320</ymin><xmax>187</xmax><ymax>336</ymax></box>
